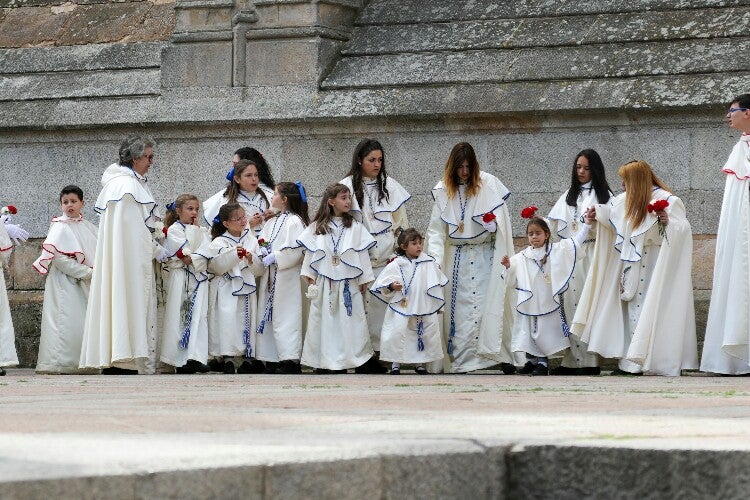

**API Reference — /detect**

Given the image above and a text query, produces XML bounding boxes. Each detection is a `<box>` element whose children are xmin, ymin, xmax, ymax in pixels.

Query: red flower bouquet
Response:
<box><xmin>1</xmin><ymin>205</ymin><xmax>17</xmax><ymax>215</ymax></box>
<box><xmin>257</xmin><ymin>238</ymin><xmax>269</xmax><ymax>248</ymax></box>
<box><xmin>521</xmin><ymin>206</ymin><xmax>538</xmax><ymax>219</ymax></box>
<box><xmin>482</xmin><ymin>212</ymin><xmax>496</xmax><ymax>223</ymax></box>
<box><xmin>647</xmin><ymin>199</ymin><xmax>670</xmax><ymax>244</ymax></box>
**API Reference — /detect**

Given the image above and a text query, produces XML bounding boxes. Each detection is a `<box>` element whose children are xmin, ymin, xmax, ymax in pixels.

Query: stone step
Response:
<box><xmin>323</xmin><ymin>37</ymin><xmax>748</xmax><ymax>89</ymax></box>
<box><xmin>358</xmin><ymin>0</ymin><xmax>750</xmax><ymax>25</ymax></box>
<box><xmin>343</xmin><ymin>6</ymin><xmax>750</xmax><ymax>55</ymax></box>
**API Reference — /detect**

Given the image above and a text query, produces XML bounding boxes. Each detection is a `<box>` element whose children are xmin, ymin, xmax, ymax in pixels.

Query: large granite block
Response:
<box><xmin>263</xmin><ymin>458</ymin><xmax>382</xmax><ymax>499</ymax></box>
<box><xmin>1</xmin><ymin>69</ymin><xmax>161</xmax><ymax>101</ymax></box>
<box><xmin>161</xmin><ymin>40</ymin><xmax>232</xmax><ymax>87</ymax></box>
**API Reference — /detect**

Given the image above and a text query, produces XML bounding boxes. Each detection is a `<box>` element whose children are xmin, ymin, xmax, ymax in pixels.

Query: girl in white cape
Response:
<box><xmin>547</xmin><ymin>149</ymin><xmax>613</xmax><ymax>375</ymax></box>
<box><xmin>253</xmin><ymin>182</ymin><xmax>309</xmax><ymax>374</ymax></box>
<box><xmin>297</xmin><ymin>183</ymin><xmax>376</xmax><ymax>373</ymax></box>
<box><xmin>370</xmin><ymin>228</ymin><xmax>448</xmax><ymax>375</ymax></box>
<box><xmin>426</xmin><ymin>142</ymin><xmax>516</xmax><ymax>374</ymax></box>
<box><xmin>198</xmin><ymin>203</ymin><xmax>263</xmax><ymax>374</ymax></box>
<box><xmin>203</xmin><ymin>152</ymin><xmax>276</xmax><ymax>238</ymax></box>
<box><xmin>501</xmin><ymin>207</ymin><xmax>593</xmax><ymax>376</ymax></box>
<box><xmin>0</xmin><ymin>204</ymin><xmax>28</xmax><ymax>375</ymax></box>
<box><xmin>340</xmin><ymin>139</ymin><xmax>410</xmax><ymax>373</ymax></box>
<box><xmin>159</xmin><ymin>194</ymin><xmax>211</xmax><ymax>374</ymax></box>
<box><xmin>33</xmin><ymin>185</ymin><xmax>98</xmax><ymax>374</ymax></box>
<box><xmin>572</xmin><ymin>160</ymin><xmax>698</xmax><ymax>376</ymax></box>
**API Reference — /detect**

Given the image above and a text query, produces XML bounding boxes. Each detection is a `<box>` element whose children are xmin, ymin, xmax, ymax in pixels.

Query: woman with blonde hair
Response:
<box><xmin>571</xmin><ymin>160</ymin><xmax>698</xmax><ymax>376</ymax></box>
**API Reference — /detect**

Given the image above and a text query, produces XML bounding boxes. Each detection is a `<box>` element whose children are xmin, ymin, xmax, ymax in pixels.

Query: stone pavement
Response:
<box><xmin>1</xmin><ymin>368</ymin><xmax>749</xmax><ymax>499</ymax></box>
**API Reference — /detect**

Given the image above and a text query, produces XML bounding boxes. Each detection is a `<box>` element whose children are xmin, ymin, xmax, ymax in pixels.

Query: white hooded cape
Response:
<box><xmin>0</xmin><ymin>222</ymin><xmax>18</xmax><ymax>367</ymax></box>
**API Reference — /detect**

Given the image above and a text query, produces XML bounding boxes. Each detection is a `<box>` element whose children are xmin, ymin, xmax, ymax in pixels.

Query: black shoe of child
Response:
<box><xmin>314</xmin><ymin>368</ymin><xmax>347</xmax><ymax>374</ymax></box>
<box><xmin>264</xmin><ymin>362</ymin><xmax>280</xmax><ymax>374</ymax></box>
<box><xmin>518</xmin><ymin>361</ymin><xmax>535</xmax><ymax>375</ymax></box>
<box><xmin>276</xmin><ymin>360</ymin><xmax>302</xmax><ymax>374</ymax></box>
<box><xmin>175</xmin><ymin>363</ymin><xmax>197</xmax><ymax>374</ymax></box>
<box><xmin>611</xmin><ymin>368</ymin><xmax>642</xmax><ymax>376</ymax></box>
<box><xmin>208</xmin><ymin>358</ymin><xmax>225</xmax><ymax>372</ymax></box>
<box><xmin>223</xmin><ymin>361</ymin><xmax>236</xmax><ymax>374</ymax></box>
<box><xmin>414</xmin><ymin>366</ymin><xmax>428</xmax><ymax>375</ymax></box>
<box><xmin>549</xmin><ymin>365</ymin><xmax>579</xmax><ymax>376</ymax></box>
<box><xmin>355</xmin><ymin>356</ymin><xmax>387</xmax><ymax>374</ymax></box>
<box><xmin>530</xmin><ymin>364</ymin><xmax>549</xmax><ymax>376</ymax></box>
<box><xmin>579</xmin><ymin>367</ymin><xmax>601</xmax><ymax>376</ymax></box>
<box><xmin>102</xmin><ymin>366</ymin><xmax>138</xmax><ymax>375</ymax></box>
<box><xmin>0</xmin><ymin>367</ymin><xmax>5</xmax><ymax>376</ymax></box>
<box><xmin>389</xmin><ymin>368</ymin><xmax>400</xmax><ymax>375</ymax></box>
<box><xmin>500</xmin><ymin>363</ymin><xmax>516</xmax><ymax>375</ymax></box>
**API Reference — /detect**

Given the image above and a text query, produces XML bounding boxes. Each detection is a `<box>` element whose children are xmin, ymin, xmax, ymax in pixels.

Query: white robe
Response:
<box><xmin>298</xmin><ymin>218</ymin><xmax>376</xmax><ymax>370</ymax></box>
<box><xmin>701</xmin><ymin>134</ymin><xmax>750</xmax><ymax>374</ymax></box>
<box><xmin>80</xmin><ymin>164</ymin><xmax>161</xmax><ymax>373</ymax></box>
<box><xmin>340</xmin><ymin>175</ymin><xmax>410</xmax><ymax>351</ymax></box>
<box><xmin>505</xmin><ymin>239</ymin><xmax>581</xmax><ymax>358</ymax></box>
<box><xmin>425</xmin><ymin>171</ymin><xmax>516</xmax><ymax>372</ymax></box>
<box><xmin>253</xmin><ymin>213</ymin><xmax>306</xmax><ymax>362</ymax></box>
<box><xmin>370</xmin><ymin>254</ymin><xmax>447</xmax><ymax>364</ymax></box>
<box><xmin>572</xmin><ymin>189</ymin><xmax>698</xmax><ymax>376</ymax></box>
<box><xmin>200</xmin><ymin>229</ymin><xmax>261</xmax><ymax>358</ymax></box>
<box><xmin>159</xmin><ymin>222</ymin><xmax>211</xmax><ymax>367</ymax></box>
<box><xmin>548</xmin><ymin>183</ymin><xmax>604</xmax><ymax>368</ymax></box>
<box><xmin>33</xmin><ymin>215</ymin><xmax>98</xmax><ymax>374</ymax></box>
<box><xmin>202</xmin><ymin>184</ymin><xmax>274</xmax><ymax>237</ymax></box>
<box><xmin>0</xmin><ymin>222</ymin><xmax>18</xmax><ymax>368</ymax></box>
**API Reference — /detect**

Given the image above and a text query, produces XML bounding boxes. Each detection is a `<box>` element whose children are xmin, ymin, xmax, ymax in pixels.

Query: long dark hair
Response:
<box><xmin>224</xmin><ymin>160</ymin><xmax>270</xmax><ymax>209</ymax></box>
<box><xmin>527</xmin><ymin>217</ymin><xmax>552</xmax><ymax>254</ymax></box>
<box><xmin>443</xmin><ymin>142</ymin><xmax>481</xmax><ymax>199</ymax></box>
<box><xmin>346</xmin><ymin>138</ymin><xmax>389</xmax><ymax>209</ymax></box>
<box><xmin>235</xmin><ymin>147</ymin><xmax>275</xmax><ymax>189</ymax></box>
<box><xmin>275</xmin><ymin>182</ymin><xmax>310</xmax><ymax>226</ymax></box>
<box><xmin>566</xmin><ymin>149</ymin><xmax>612</xmax><ymax>207</ymax></box>
<box><xmin>312</xmin><ymin>183</ymin><xmax>354</xmax><ymax>235</ymax></box>
<box><xmin>395</xmin><ymin>228</ymin><xmax>423</xmax><ymax>256</ymax></box>
<box><xmin>211</xmin><ymin>203</ymin><xmax>243</xmax><ymax>239</ymax></box>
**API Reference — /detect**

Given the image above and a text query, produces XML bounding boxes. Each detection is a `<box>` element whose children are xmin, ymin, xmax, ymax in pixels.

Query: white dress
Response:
<box><xmin>199</xmin><ymin>229</ymin><xmax>261</xmax><ymax>358</ymax></box>
<box><xmin>572</xmin><ymin>189</ymin><xmax>698</xmax><ymax>376</ymax></box>
<box><xmin>701</xmin><ymin>134</ymin><xmax>750</xmax><ymax>374</ymax></box>
<box><xmin>297</xmin><ymin>218</ymin><xmax>376</xmax><ymax>370</ymax></box>
<box><xmin>33</xmin><ymin>214</ymin><xmax>98</xmax><ymax>374</ymax></box>
<box><xmin>80</xmin><ymin>164</ymin><xmax>161</xmax><ymax>373</ymax></box>
<box><xmin>426</xmin><ymin>171</ymin><xmax>516</xmax><ymax>373</ymax></box>
<box><xmin>159</xmin><ymin>222</ymin><xmax>211</xmax><ymax>368</ymax></box>
<box><xmin>0</xmin><ymin>222</ymin><xmax>18</xmax><ymax>368</ymax></box>
<box><xmin>340</xmin><ymin>175</ymin><xmax>410</xmax><ymax>351</ymax></box>
<box><xmin>253</xmin><ymin>213</ymin><xmax>306</xmax><ymax>363</ymax></box>
<box><xmin>547</xmin><ymin>182</ymin><xmax>604</xmax><ymax>368</ymax></box>
<box><xmin>202</xmin><ymin>184</ymin><xmax>274</xmax><ymax>237</ymax></box>
<box><xmin>370</xmin><ymin>254</ymin><xmax>448</xmax><ymax>364</ymax></box>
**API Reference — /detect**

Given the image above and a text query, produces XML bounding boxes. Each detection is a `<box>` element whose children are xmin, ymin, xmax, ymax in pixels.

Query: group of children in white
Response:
<box><xmin>5</xmin><ymin>127</ymin><xmax>741</xmax><ymax>378</ymax></box>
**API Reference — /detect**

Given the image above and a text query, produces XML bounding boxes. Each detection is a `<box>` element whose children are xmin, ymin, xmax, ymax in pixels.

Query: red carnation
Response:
<box><xmin>521</xmin><ymin>206</ymin><xmax>538</xmax><ymax>219</ymax></box>
<box><xmin>176</xmin><ymin>249</ymin><xmax>185</xmax><ymax>259</ymax></box>
<box><xmin>237</xmin><ymin>247</ymin><xmax>247</xmax><ymax>258</ymax></box>
<box><xmin>258</xmin><ymin>238</ymin><xmax>269</xmax><ymax>248</ymax></box>
<box><xmin>162</xmin><ymin>226</ymin><xmax>168</xmax><ymax>236</ymax></box>
<box><xmin>6</xmin><ymin>205</ymin><xmax>17</xmax><ymax>214</ymax></box>
<box><xmin>647</xmin><ymin>199</ymin><xmax>669</xmax><ymax>213</ymax></box>
<box><xmin>482</xmin><ymin>212</ymin><xmax>496</xmax><ymax>223</ymax></box>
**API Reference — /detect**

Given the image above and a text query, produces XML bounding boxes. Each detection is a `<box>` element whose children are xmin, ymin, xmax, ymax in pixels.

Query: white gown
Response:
<box><xmin>33</xmin><ymin>214</ymin><xmax>98</xmax><ymax>374</ymax></box>
<box><xmin>426</xmin><ymin>171</ymin><xmax>516</xmax><ymax>373</ymax></box>
<box><xmin>0</xmin><ymin>222</ymin><xmax>18</xmax><ymax>368</ymax></box>
<box><xmin>159</xmin><ymin>222</ymin><xmax>211</xmax><ymax>368</ymax></box>
<box><xmin>80</xmin><ymin>164</ymin><xmax>161</xmax><ymax>373</ymax></box>
<box><xmin>548</xmin><ymin>183</ymin><xmax>604</xmax><ymax>368</ymax></box>
<box><xmin>298</xmin><ymin>217</ymin><xmax>376</xmax><ymax>370</ymax></box>
<box><xmin>370</xmin><ymin>254</ymin><xmax>448</xmax><ymax>364</ymax></box>
<box><xmin>340</xmin><ymin>175</ymin><xmax>410</xmax><ymax>351</ymax></box>
<box><xmin>202</xmin><ymin>184</ymin><xmax>274</xmax><ymax>237</ymax></box>
<box><xmin>701</xmin><ymin>134</ymin><xmax>750</xmax><ymax>374</ymax></box>
<box><xmin>199</xmin><ymin>229</ymin><xmax>261</xmax><ymax>358</ymax></box>
<box><xmin>253</xmin><ymin>213</ymin><xmax>306</xmax><ymax>363</ymax></box>
<box><xmin>572</xmin><ymin>189</ymin><xmax>698</xmax><ymax>376</ymax></box>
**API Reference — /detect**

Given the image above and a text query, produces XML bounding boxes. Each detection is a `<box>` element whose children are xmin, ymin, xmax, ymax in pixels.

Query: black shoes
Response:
<box><xmin>611</xmin><ymin>368</ymin><xmax>642</xmax><ymax>376</ymax></box>
<box><xmin>0</xmin><ymin>367</ymin><xmax>5</xmax><ymax>376</ymax></box>
<box><xmin>550</xmin><ymin>366</ymin><xmax>602</xmax><ymax>376</ymax></box>
<box><xmin>237</xmin><ymin>359</ymin><xmax>266</xmax><ymax>374</ymax></box>
<box><xmin>579</xmin><ymin>367</ymin><xmax>601</xmax><ymax>376</ymax></box>
<box><xmin>314</xmin><ymin>368</ymin><xmax>347</xmax><ymax>374</ymax></box>
<box><xmin>175</xmin><ymin>359</ymin><xmax>210</xmax><ymax>374</ymax></box>
<box><xmin>518</xmin><ymin>361</ymin><xmax>535</xmax><ymax>375</ymax></box>
<box><xmin>530</xmin><ymin>364</ymin><xmax>549</xmax><ymax>376</ymax></box>
<box><xmin>102</xmin><ymin>366</ymin><xmax>138</xmax><ymax>375</ymax></box>
<box><xmin>354</xmin><ymin>356</ymin><xmax>388</xmax><ymax>374</ymax></box>
<box><xmin>208</xmin><ymin>358</ymin><xmax>225</xmax><ymax>372</ymax></box>
<box><xmin>223</xmin><ymin>360</ymin><xmax>236</xmax><ymax>374</ymax></box>
<box><xmin>500</xmin><ymin>363</ymin><xmax>516</xmax><ymax>375</ymax></box>
<box><xmin>276</xmin><ymin>360</ymin><xmax>302</xmax><ymax>374</ymax></box>
<box><xmin>389</xmin><ymin>368</ymin><xmax>400</xmax><ymax>375</ymax></box>
<box><xmin>414</xmin><ymin>366</ymin><xmax>428</xmax><ymax>375</ymax></box>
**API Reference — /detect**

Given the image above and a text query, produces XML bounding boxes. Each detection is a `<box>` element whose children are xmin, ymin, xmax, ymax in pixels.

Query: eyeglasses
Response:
<box><xmin>728</xmin><ymin>107</ymin><xmax>748</xmax><ymax>114</ymax></box>
<box><xmin>138</xmin><ymin>154</ymin><xmax>155</xmax><ymax>161</ymax></box>
<box><xmin>227</xmin><ymin>215</ymin><xmax>248</xmax><ymax>223</ymax></box>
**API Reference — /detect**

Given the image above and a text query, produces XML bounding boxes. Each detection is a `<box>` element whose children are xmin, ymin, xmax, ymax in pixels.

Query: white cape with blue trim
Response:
<box><xmin>0</xmin><ymin>223</ymin><xmax>18</xmax><ymax>367</ymax></box>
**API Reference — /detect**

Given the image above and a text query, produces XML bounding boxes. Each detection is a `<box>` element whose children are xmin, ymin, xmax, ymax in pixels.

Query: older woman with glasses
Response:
<box><xmin>80</xmin><ymin>135</ymin><xmax>170</xmax><ymax>375</ymax></box>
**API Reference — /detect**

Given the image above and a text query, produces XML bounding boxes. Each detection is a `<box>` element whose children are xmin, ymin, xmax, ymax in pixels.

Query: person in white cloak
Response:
<box><xmin>702</xmin><ymin>94</ymin><xmax>750</xmax><ymax>375</ymax></box>
<box><xmin>79</xmin><ymin>135</ymin><xmax>170</xmax><ymax>375</ymax></box>
<box><xmin>198</xmin><ymin>203</ymin><xmax>264</xmax><ymax>374</ymax></box>
<box><xmin>159</xmin><ymin>194</ymin><xmax>211</xmax><ymax>374</ymax></box>
<box><xmin>33</xmin><ymin>185</ymin><xmax>98</xmax><ymax>374</ymax></box>
<box><xmin>572</xmin><ymin>160</ymin><xmax>698</xmax><ymax>376</ymax></box>
<box><xmin>426</xmin><ymin>142</ymin><xmax>516</xmax><ymax>374</ymax></box>
<box><xmin>370</xmin><ymin>228</ymin><xmax>448</xmax><ymax>374</ymax></box>
<box><xmin>340</xmin><ymin>139</ymin><xmax>410</xmax><ymax>373</ymax></box>
<box><xmin>202</xmin><ymin>148</ymin><xmax>276</xmax><ymax>237</ymax></box>
<box><xmin>253</xmin><ymin>182</ymin><xmax>309</xmax><ymax>374</ymax></box>
<box><xmin>502</xmin><ymin>207</ymin><xmax>593</xmax><ymax>376</ymax></box>
<box><xmin>547</xmin><ymin>149</ymin><xmax>613</xmax><ymax>375</ymax></box>
<box><xmin>298</xmin><ymin>183</ymin><xmax>376</xmax><ymax>373</ymax></box>
<box><xmin>0</xmin><ymin>204</ymin><xmax>28</xmax><ymax>375</ymax></box>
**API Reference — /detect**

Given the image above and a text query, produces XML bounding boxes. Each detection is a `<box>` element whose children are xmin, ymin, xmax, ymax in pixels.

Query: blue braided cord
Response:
<box><xmin>178</xmin><ymin>275</ymin><xmax>201</xmax><ymax>349</ymax></box>
<box><xmin>417</xmin><ymin>317</ymin><xmax>425</xmax><ymax>352</ymax></box>
<box><xmin>559</xmin><ymin>293</ymin><xmax>572</xmax><ymax>337</ymax></box>
<box><xmin>257</xmin><ymin>267</ymin><xmax>278</xmax><ymax>334</ymax></box>
<box><xmin>243</xmin><ymin>294</ymin><xmax>252</xmax><ymax>358</ymax></box>
<box><xmin>343</xmin><ymin>279</ymin><xmax>353</xmax><ymax>317</ymax></box>
<box><xmin>448</xmin><ymin>245</ymin><xmax>463</xmax><ymax>356</ymax></box>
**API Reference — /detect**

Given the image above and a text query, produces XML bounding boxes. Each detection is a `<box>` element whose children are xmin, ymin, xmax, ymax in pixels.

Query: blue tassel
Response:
<box><xmin>256</xmin><ymin>319</ymin><xmax>266</xmax><ymax>335</ymax></box>
<box><xmin>343</xmin><ymin>279</ymin><xmax>353</xmax><ymax>317</ymax></box>
<box><xmin>559</xmin><ymin>293</ymin><xmax>572</xmax><ymax>337</ymax></box>
<box><xmin>178</xmin><ymin>278</ymin><xmax>201</xmax><ymax>349</ymax></box>
<box><xmin>417</xmin><ymin>318</ymin><xmax>425</xmax><ymax>352</ymax></box>
<box><xmin>244</xmin><ymin>295</ymin><xmax>253</xmax><ymax>358</ymax></box>
<box><xmin>447</xmin><ymin>337</ymin><xmax>453</xmax><ymax>355</ymax></box>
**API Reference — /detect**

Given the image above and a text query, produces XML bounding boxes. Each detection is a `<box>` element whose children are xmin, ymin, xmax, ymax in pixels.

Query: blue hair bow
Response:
<box><xmin>295</xmin><ymin>181</ymin><xmax>307</xmax><ymax>203</ymax></box>
<box><xmin>213</xmin><ymin>216</ymin><xmax>220</xmax><ymax>224</ymax></box>
<box><xmin>226</xmin><ymin>167</ymin><xmax>235</xmax><ymax>182</ymax></box>
<box><xmin>166</xmin><ymin>201</ymin><xmax>176</xmax><ymax>211</ymax></box>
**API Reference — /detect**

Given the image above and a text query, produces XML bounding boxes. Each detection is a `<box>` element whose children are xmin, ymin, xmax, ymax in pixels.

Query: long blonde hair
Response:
<box><xmin>619</xmin><ymin>160</ymin><xmax>670</xmax><ymax>227</ymax></box>
<box><xmin>442</xmin><ymin>142</ymin><xmax>482</xmax><ymax>199</ymax></box>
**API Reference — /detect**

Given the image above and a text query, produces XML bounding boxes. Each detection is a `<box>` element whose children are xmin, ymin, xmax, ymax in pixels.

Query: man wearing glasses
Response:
<box><xmin>702</xmin><ymin>94</ymin><xmax>750</xmax><ymax>375</ymax></box>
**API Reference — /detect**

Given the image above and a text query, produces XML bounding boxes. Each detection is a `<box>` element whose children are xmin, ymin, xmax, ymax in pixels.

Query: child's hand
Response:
<box><xmin>180</xmin><ymin>255</ymin><xmax>193</xmax><ymax>266</ymax></box>
<box><xmin>584</xmin><ymin>206</ymin><xmax>597</xmax><ymax>222</ymax></box>
<box><xmin>249</xmin><ymin>213</ymin><xmax>263</xmax><ymax>228</ymax></box>
<box><xmin>305</xmin><ymin>276</ymin><xmax>315</xmax><ymax>286</ymax></box>
<box><xmin>390</xmin><ymin>281</ymin><xmax>403</xmax><ymax>291</ymax></box>
<box><xmin>263</xmin><ymin>208</ymin><xmax>280</xmax><ymax>220</ymax></box>
<box><xmin>237</xmin><ymin>246</ymin><xmax>247</xmax><ymax>259</ymax></box>
<box><xmin>655</xmin><ymin>210</ymin><xmax>669</xmax><ymax>226</ymax></box>
<box><xmin>501</xmin><ymin>255</ymin><xmax>510</xmax><ymax>269</ymax></box>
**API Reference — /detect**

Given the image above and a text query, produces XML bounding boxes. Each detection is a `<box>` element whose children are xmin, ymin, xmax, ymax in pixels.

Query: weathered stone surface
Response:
<box><xmin>264</xmin><ymin>458</ymin><xmax>382</xmax><ymax>499</ymax></box>
<box><xmin>8</xmin><ymin>292</ymin><xmax>43</xmax><ymax>366</ymax></box>
<box><xmin>0</xmin><ymin>42</ymin><xmax>163</xmax><ymax>73</ymax></box>
<box><xmin>161</xmin><ymin>40</ymin><xmax>232</xmax><ymax>87</ymax></box>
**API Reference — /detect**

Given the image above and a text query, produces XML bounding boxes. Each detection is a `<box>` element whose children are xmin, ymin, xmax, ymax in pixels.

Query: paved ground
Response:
<box><xmin>1</xmin><ymin>368</ymin><xmax>749</xmax><ymax>498</ymax></box>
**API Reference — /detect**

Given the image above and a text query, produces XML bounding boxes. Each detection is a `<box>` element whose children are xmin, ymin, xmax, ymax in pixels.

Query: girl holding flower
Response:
<box><xmin>571</xmin><ymin>160</ymin><xmax>698</xmax><ymax>376</ymax></box>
